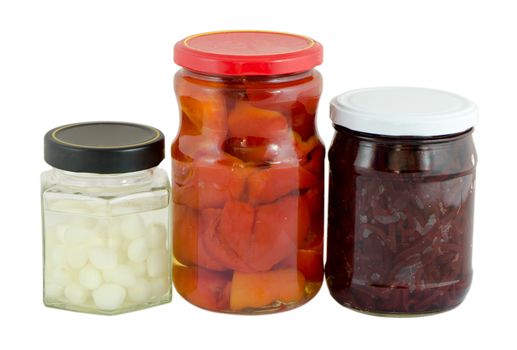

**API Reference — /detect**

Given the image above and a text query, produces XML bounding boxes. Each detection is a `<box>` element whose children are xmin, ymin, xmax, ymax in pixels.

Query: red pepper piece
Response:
<box><xmin>173</xmin><ymin>264</ymin><xmax>232</xmax><ymax>312</ymax></box>
<box><xmin>280</xmin><ymin>250</ymin><xmax>323</xmax><ymax>282</ymax></box>
<box><xmin>298</xmin><ymin>249</ymin><xmax>323</xmax><ymax>282</ymax></box>
<box><xmin>228</xmin><ymin>101</ymin><xmax>288</xmax><ymax>140</ymax></box>
<box><xmin>173</xmin><ymin>158</ymin><xmax>251</xmax><ymax>209</ymax></box>
<box><xmin>219</xmin><ymin>201</ymin><xmax>255</xmax><ymax>259</ymax></box>
<box><xmin>293</xmin><ymin>133</ymin><xmax>320</xmax><ymax>162</ymax></box>
<box><xmin>247</xmin><ymin>195</ymin><xmax>310</xmax><ymax>271</ymax></box>
<box><xmin>172</xmin><ymin>204</ymin><xmax>226</xmax><ymax>271</ymax></box>
<box><xmin>200</xmin><ymin>208</ymin><xmax>253</xmax><ymax>272</ymax></box>
<box><xmin>248</xmin><ymin>165</ymin><xmax>318</xmax><ymax>204</ymax></box>
<box><xmin>302</xmin><ymin>144</ymin><xmax>325</xmax><ymax>177</ymax></box>
<box><xmin>290</xmin><ymin>101</ymin><xmax>316</xmax><ymax>141</ymax></box>
<box><xmin>223</xmin><ymin>136</ymin><xmax>280</xmax><ymax>164</ymax></box>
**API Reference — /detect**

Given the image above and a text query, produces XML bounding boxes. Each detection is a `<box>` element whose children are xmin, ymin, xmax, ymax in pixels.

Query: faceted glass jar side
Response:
<box><xmin>172</xmin><ymin>69</ymin><xmax>324</xmax><ymax>314</ymax></box>
<box><xmin>41</xmin><ymin>168</ymin><xmax>171</xmax><ymax>315</ymax></box>
<box><xmin>326</xmin><ymin>126</ymin><xmax>476</xmax><ymax>315</ymax></box>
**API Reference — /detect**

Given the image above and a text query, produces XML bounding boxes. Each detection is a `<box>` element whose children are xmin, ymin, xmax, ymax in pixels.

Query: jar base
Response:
<box><xmin>177</xmin><ymin>280</ymin><xmax>322</xmax><ymax>315</ymax></box>
<box><xmin>43</xmin><ymin>292</ymin><xmax>172</xmax><ymax>315</ymax></box>
<box><xmin>328</xmin><ymin>287</ymin><xmax>468</xmax><ymax>317</ymax></box>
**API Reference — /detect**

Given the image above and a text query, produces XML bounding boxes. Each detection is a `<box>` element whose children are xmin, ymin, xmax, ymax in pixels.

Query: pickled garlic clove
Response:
<box><xmin>128</xmin><ymin>278</ymin><xmax>152</xmax><ymax>302</ymax></box>
<box><xmin>78</xmin><ymin>265</ymin><xmax>103</xmax><ymax>290</ymax></box>
<box><xmin>146</xmin><ymin>249</ymin><xmax>168</xmax><ymax>278</ymax></box>
<box><xmin>127</xmin><ymin>237</ymin><xmax>149</xmax><ymax>263</ymax></box>
<box><xmin>147</xmin><ymin>223</ymin><xmax>167</xmax><ymax>249</ymax></box>
<box><xmin>119</xmin><ymin>215</ymin><xmax>146</xmax><ymax>241</ymax></box>
<box><xmin>92</xmin><ymin>284</ymin><xmax>126</xmax><ymax>310</ymax></box>
<box><xmin>64</xmin><ymin>283</ymin><xmax>89</xmax><ymax>306</ymax></box>
<box><xmin>88</xmin><ymin>246</ymin><xmax>118</xmax><ymax>270</ymax></box>
<box><xmin>102</xmin><ymin>264</ymin><xmax>137</xmax><ymax>288</ymax></box>
<box><xmin>66</xmin><ymin>245</ymin><xmax>88</xmax><ymax>269</ymax></box>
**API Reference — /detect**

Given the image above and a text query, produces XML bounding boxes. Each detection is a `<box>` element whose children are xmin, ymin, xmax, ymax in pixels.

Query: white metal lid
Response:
<box><xmin>330</xmin><ymin>87</ymin><xmax>478</xmax><ymax>136</ymax></box>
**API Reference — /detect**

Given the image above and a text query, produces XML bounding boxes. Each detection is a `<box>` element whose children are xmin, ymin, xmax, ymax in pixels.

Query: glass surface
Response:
<box><xmin>41</xmin><ymin>168</ymin><xmax>171</xmax><ymax>315</ymax></box>
<box><xmin>326</xmin><ymin>126</ymin><xmax>476</xmax><ymax>315</ymax></box>
<box><xmin>172</xmin><ymin>69</ymin><xmax>324</xmax><ymax>314</ymax></box>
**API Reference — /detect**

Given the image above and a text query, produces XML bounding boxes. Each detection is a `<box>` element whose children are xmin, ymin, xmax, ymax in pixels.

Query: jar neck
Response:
<box><xmin>51</xmin><ymin>168</ymin><xmax>156</xmax><ymax>188</ymax></box>
<box><xmin>333</xmin><ymin>124</ymin><xmax>474</xmax><ymax>145</ymax></box>
<box><xmin>182</xmin><ymin>68</ymin><xmax>316</xmax><ymax>84</ymax></box>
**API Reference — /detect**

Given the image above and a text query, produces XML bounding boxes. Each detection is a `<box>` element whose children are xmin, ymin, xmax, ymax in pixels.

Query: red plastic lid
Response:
<box><xmin>174</xmin><ymin>31</ymin><xmax>323</xmax><ymax>76</ymax></box>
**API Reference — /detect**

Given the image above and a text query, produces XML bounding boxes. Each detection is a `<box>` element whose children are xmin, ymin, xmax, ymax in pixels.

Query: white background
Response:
<box><xmin>0</xmin><ymin>0</ymin><xmax>515</xmax><ymax>348</ymax></box>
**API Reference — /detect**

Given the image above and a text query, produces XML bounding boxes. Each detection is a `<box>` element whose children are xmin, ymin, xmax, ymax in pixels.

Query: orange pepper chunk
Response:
<box><xmin>247</xmin><ymin>195</ymin><xmax>310</xmax><ymax>271</ymax></box>
<box><xmin>228</xmin><ymin>101</ymin><xmax>288</xmax><ymax>140</ymax></box>
<box><xmin>173</xmin><ymin>265</ymin><xmax>232</xmax><ymax>312</ymax></box>
<box><xmin>176</xmin><ymin>74</ymin><xmax>228</xmax><ymax>133</ymax></box>
<box><xmin>173</xmin><ymin>159</ymin><xmax>250</xmax><ymax>209</ymax></box>
<box><xmin>248</xmin><ymin>165</ymin><xmax>318</xmax><ymax>204</ymax></box>
<box><xmin>172</xmin><ymin>204</ymin><xmax>226</xmax><ymax>271</ymax></box>
<box><xmin>230</xmin><ymin>268</ymin><xmax>306</xmax><ymax>311</ymax></box>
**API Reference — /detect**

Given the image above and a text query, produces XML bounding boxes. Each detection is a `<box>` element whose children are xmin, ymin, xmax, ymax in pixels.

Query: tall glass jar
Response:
<box><xmin>326</xmin><ymin>87</ymin><xmax>478</xmax><ymax>316</ymax></box>
<box><xmin>172</xmin><ymin>31</ymin><xmax>324</xmax><ymax>314</ymax></box>
<box><xmin>42</xmin><ymin>122</ymin><xmax>172</xmax><ymax>314</ymax></box>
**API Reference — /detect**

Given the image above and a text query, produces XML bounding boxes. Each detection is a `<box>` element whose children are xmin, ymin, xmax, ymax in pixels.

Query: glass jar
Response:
<box><xmin>42</xmin><ymin>122</ymin><xmax>172</xmax><ymax>314</ymax></box>
<box><xmin>326</xmin><ymin>87</ymin><xmax>478</xmax><ymax>316</ymax></box>
<box><xmin>171</xmin><ymin>31</ymin><xmax>325</xmax><ymax>314</ymax></box>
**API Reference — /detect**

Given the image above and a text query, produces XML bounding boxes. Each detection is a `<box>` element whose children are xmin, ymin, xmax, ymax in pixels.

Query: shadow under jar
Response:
<box><xmin>326</xmin><ymin>87</ymin><xmax>478</xmax><ymax>316</ymax></box>
<box><xmin>171</xmin><ymin>31</ymin><xmax>325</xmax><ymax>314</ymax></box>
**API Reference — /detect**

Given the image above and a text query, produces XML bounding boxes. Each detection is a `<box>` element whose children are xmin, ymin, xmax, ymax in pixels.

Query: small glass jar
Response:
<box><xmin>171</xmin><ymin>31</ymin><xmax>325</xmax><ymax>314</ymax></box>
<box><xmin>326</xmin><ymin>87</ymin><xmax>478</xmax><ymax>316</ymax></box>
<box><xmin>42</xmin><ymin>122</ymin><xmax>172</xmax><ymax>314</ymax></box>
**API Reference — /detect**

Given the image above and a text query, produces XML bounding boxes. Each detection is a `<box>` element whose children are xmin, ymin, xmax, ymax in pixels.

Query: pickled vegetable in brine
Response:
<box><xmin>326</xmin><ymin>126</ymin><xmax>476</xmax><ymax>315</ymax></box>
<box><xmin>172</xmin><ymin>69</ymin><xmax>324</xmax><ymax>314</ymax></box>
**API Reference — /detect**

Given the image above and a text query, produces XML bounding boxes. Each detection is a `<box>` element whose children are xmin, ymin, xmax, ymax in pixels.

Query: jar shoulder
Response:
<box><xmin>329</xmin><ymin>130</ymin><xmax>477</xmax><ymax>176</ymax></box>
<box><xmin>41</xmin><ymin>168</ymin><xmax>170</xmax><ymax>196</ymax></box>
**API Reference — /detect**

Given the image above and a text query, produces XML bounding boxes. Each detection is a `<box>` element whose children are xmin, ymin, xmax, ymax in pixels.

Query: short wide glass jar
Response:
<box><xmin>42</xmin><ymin>122</ymin><xmax>172</xmax><ymax>314</ymax></box>
<box><xmin>326</xmin><ymin>87</ymin><xmax>478</xmax><ymax>316</ymax></box>
<box><xmin>172</xmin><ymin>31</ymin><xmax>325</xmax><ymax>314</ymax></box>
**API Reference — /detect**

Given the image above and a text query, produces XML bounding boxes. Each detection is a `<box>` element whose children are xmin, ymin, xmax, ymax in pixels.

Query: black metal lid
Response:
<box><xmin>44</xmin><ymin>122</ymin><xmax>165</xmax><ymax>174</ymax></box>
